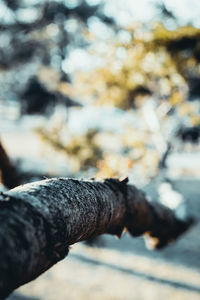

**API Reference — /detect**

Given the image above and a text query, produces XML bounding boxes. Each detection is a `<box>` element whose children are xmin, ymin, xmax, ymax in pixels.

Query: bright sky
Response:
<box><xmin>64</xmin><ymin>0</ymin><xmax>200</xmax><ymax>73</ymax></box>
<box><xmin>102</xmin><ymin>0</ymin><xmax>200</xmax><ymax>27</ymax></box>
<box><xmin>1</xmin><ymin>0</ymin><xmax>200</xmax><ymax>27</ymax></box>
<box><xmin>1</xmin><ymin>0</ymin><xmax>200</xmax><ymax>73</ymax></box>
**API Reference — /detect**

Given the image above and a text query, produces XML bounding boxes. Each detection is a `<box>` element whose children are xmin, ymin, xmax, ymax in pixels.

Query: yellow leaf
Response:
<box><xmin>169</xmin><ymin>92</ymin><xmax>183</xmax><ymax>106</ymax></box>
<box><xmin>178</xmin><ymin>103</ymin><xmax>192</xmax><ymax>115</ymax></box>
<box><xmin>190</xmin><ymin>115</ymin><xmax>200</xmax><ymax>126</ymax></box>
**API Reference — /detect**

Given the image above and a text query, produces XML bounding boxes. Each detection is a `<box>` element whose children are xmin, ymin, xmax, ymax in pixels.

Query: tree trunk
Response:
<box><xmin>0</xmin><ymin>177</ymin><xmax>192</xmax><ymax>299</ymax></box>
<box><xmin>0</xmin><ymin>140</ymin><xmax>20</xmax><ymax>189</ymax></box>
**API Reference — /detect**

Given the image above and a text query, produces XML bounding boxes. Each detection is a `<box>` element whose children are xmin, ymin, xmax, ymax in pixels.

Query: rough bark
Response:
<box><xmin>0</xmin><ymin>177</ymin><xmax>192</xmax><ymax>299</ymax></box>
<box><xmin>0</xmin><ymin>141</ymin><xmax>20</xmax><ymax>189</ymax></box>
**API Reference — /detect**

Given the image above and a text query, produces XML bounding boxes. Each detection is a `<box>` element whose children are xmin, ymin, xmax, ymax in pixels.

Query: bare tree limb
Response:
<box><xmin>0</xmin><ymin>177</ymin><xmax>192</xmax><ymax>299</ymax></box>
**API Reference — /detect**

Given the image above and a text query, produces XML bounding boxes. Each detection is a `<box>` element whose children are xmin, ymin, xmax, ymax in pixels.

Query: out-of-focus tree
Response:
<box><xmin>0</xmin><ymin>0</ymin><xmax>114</xmax><ymax>114</ymax></box>
<box><xmin>1</xmin><ymin>0</ymin><xmax>200</xmax><ymax>186</ymax></box>
<box><xmin>39</xmin><ymin>22</ymin><xmax>200</xmax><ymax>182</ymax></box>
<box><xmin>37</xmin><ymin>127</ymin><xmax>102</xmax><ymax>172</ymax></box>
<box><xmin>70</xmin><ymin>23</ymin><xmax>200</xmax><ymax>110</ymax></box>
<box><xmin>0</xmin><ymin>0</ymin><xmax>115</xmax><ymax>187</ymax></box>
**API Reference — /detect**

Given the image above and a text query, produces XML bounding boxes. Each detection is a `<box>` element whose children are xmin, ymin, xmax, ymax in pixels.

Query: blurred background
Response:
<box><xmin>0</xmin><ymin>0</ymin><xmax>200</xmax><ymax>299</ymax></box>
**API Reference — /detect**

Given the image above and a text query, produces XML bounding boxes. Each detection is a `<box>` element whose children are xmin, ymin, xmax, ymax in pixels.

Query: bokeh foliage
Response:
<box><xmin>0</xmin><ymin>0</ymin><xmax>114</xmax><ymax>113</ymax></box>
<box><xmin>40</xmin><ymin>22</ymin><xmax>200</xmax><ymax>181</ymax></box>
<box><xmin>1</xmin><ymin>1</ymin><xmax>200</xmax><ymax>183</ymax></box>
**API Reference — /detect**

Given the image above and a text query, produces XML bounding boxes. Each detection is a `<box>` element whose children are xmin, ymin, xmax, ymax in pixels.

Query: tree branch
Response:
<box><xmin>0</xmin><ymin>140</ymin><xmax>20</xmax><ymax>189</ymax></box>
<box><xmin>0</xmin><ymin>177</ymin><xmax>192</xmax><ymax>299</ymax></box>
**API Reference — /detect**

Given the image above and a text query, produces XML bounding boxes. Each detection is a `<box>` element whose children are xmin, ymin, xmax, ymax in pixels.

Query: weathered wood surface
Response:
<box><xmin>0</xmin><ymin>177</ymin><xmax>192</xmax><ymax>299</ymax></box>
